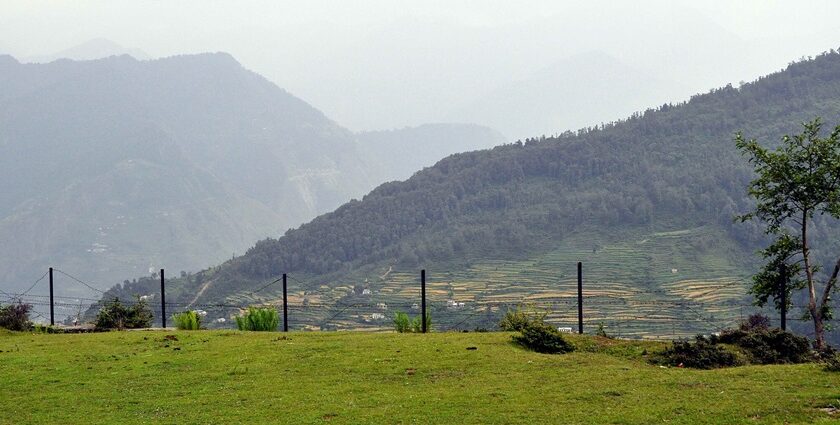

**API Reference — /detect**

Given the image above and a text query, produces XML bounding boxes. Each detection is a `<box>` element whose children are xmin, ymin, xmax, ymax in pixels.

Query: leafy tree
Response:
<box><xmin>94</xmin><ymin>297</ymin><xmax>153</xmax><ymax>330</ymax></box>
<box><xmin>736</xmin><ymin>118</ymin><xmax>840</xmax><ymax>349</ymax></box>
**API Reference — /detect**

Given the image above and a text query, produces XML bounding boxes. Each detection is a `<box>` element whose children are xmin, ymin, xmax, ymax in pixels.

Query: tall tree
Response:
<box><xmin>736</xmin><ymin>118</ymin><xmax>840</xmax><ymax>349</ymax></box>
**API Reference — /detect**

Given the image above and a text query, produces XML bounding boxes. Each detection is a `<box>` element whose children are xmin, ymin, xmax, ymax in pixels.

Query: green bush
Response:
<box><xmin>393</xmin><ymin>310</ymin><xmax>431</xmax><ymax>333</ymax></box>
<box><xmin>654</xmin><ymin>335</ymin><xmax>740</xmax><ymax>369</ymax></box>
<box><xmin>173</xmin><ymin>311</ymin><xmax>202</xmax><ymax>330</ymax></box>
<box><xmin>717</xmin><ymin>327</ymin><xmax>810</xmax><ymax>364</ymax></box>
<box><xmin>393</xmin><ymin>311</ymin><xmax>411</xmax><ymax>333</ymax></box>
<box><xmin>235</xmin><ymin>307</ymin><xmax>279</xmax><ymax>331</ymax></box>
<box><xmin>95</xmin><ymin>297</ymin><xmax>153</xmax><ymax>330</ymax></box>
<box><xmin>0</xmin><ymin>302</ymin><xmax>32</xmax><ymax>331</ymax></box>
<box><xmin>512</xmin><ymin>321</ymin><xmax>574</xmax><ymax>354</ymax></box>
<box><xmin>499</xmin><ymin>305</ymin><xmax>546</xmax><ymax>332</ymax></box>
<box><xmin>824</xmin><ymin>351</ymin><xmax>840</xmax><ymax>372</ymax></box>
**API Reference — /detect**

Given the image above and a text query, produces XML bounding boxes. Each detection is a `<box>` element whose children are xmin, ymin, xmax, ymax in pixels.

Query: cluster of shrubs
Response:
<box><xmin>653</xmin><ymin>315</ymin><xmax>812</xmax><ymax>369</ymax></box>
<box><xmin>0</xmin><ymin>301</ymin><xmax>33</xmax><ymax>331</ymax></box>
<box><xmin>500</xmin><ymin>306</ymin><xmax>574</xmax><ymax>354</ymax></box>
<box><xmin>94</xmin><ymin>297</ymin><xmax>153</xmax><ymax>330</ymax></box>
<box><xmin>393</xmin><ymin>310</ymin><xmax>432</xmax><ymax>333</ymax></box>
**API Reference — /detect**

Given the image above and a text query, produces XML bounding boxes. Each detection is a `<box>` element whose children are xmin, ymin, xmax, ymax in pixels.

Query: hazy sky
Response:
<box><xmin>3</xmin><ymin>1</ymin><xmax>840</xmax><ymax>136</ymax></box>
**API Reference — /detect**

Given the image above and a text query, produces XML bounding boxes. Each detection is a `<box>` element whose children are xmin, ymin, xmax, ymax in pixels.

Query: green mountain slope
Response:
<box><xmin>100</xmin><ymin>52</ymin><xmax>840</xmax><ymax>340</ymax></box>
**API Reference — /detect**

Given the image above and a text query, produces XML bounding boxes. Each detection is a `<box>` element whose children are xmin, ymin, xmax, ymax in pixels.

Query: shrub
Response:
<box><xmin>0</xmin><ymin>302</ymin><xmax>33</xmax><ymax>331</ymax></box>
<box><xmin>393</xmin><ymin>310</ymin><xmax>431</xmax><ymax>333</ymax></box>
<box><xmin>235</xmin><ymin>307</ymin><xmax>279</xmax><ymax>331</ymax></box>
<box><xmin>595</xmin><ymin>322</ymin><xmax>610</xmax><ymax>338</ymax></box>
<box><xmin>173</xmin><ymin>311</ymin><xmax>202</xmax><ymax>330</ymax></box>
<box><xmin>512</xmin><ymin>321</ymin><xmax>574</xmax><ymax>354</ymax></box>
<box><xmin>824</xmin><ymin>351</ymin><xmax>840</xmax><ymax>372</ymax></box>
<box><xmin>499</xmin><ymin>305</ymin><xmax>546</xmax><ymax>332</ymax></box>
<box><xmin>412</xmin><ymin>310</ymin><xmax>432</xmax><ymax>332</ymax></box>
<box><xmin>739</xmin><ymin>314</ymin><xmax>770</xmax><ymax>331</ymax></box>
<box><xmin>655</xmin><ymin>335</ymin><xmax>740</xmax><ymax>369</ymax></box>
<box><xmin>95</xmin><ymin>297</ymin><xmax>153</xmax><ymax>330</ymax></box>
<box><xmin>717</xmin><ymin>327</ymin><xmax>810</xmax><ymax>364</ymax></box>
<box><xmin>393</xmin><ymin>311</ymin><xmax>411</xmax><ymax>333</ymax></box>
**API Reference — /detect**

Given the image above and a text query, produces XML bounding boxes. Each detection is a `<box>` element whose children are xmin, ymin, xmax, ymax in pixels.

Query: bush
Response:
<box><xmin>393</xmin><ymin>311</ymin><xmax>411</xmax><ymax>333</ymax></box>
<box><xmin>393</xmin><ymin>310</ymin><xmax>431</xmax><ymax>333</ymax></box>
<box><xmin>739</xmin><ymin>314</ymin><xmax>770</xmax><ymax>331</ymax></box>
<box><xmin>235</xmin><ymin>307</ymin><xmax>279</xmax><ymax>331</ymax></box>
<box><xmin>824</xmin><ymin>351</ymin><xmax>840</xmax><ymax>372</ymax></box>
<box><xmin>95</xmin><ymin>297</ymin><xmax>153</xmax><ymax>330</ymax></box>
<box><xmin>499</xmin><ymin>305</ymin><xmax>546</xmax><ymax>332</ymax></box>
<box><xmin>655</xmin><ymin>335</ymin><xmax>740</xmax><ymax>369</ymax></box>
<box><xmin>173</xmin><ymin>311</ymin><xmax>202</xmax><ymax>330</ymax></box>
<box><xmin>0</xmin><ymin>302</ymin><xmax>32</xmax><ymax>331</ymax></box>
<box><xmin>512</xmin><ymin>321</ymin><xmax>574</xmax><ymax>354</ymax></box>
<box><xmin>717</xmin><ymin>327</ymin><xmax>810</xmax><ymax>364</ymax></box>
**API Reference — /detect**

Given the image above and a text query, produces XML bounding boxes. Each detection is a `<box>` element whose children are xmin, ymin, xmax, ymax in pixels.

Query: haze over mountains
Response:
<box><xmin>18</xmin><ymin>38</ymin><xmax>152</xmax><ymax>63</ymax></box>
<box><xmin>0</xmin><ymin>52</ymin><xmax>504</xmax><ymax>295</ymax></box>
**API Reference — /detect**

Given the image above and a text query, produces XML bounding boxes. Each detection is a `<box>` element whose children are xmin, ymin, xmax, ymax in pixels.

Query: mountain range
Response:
<box><xmin>99</xmin><ymin>50</ymin><xmax>840</xmax><ymax>342</ymax></box>
<box><xmin>0</xmin><ymin>53</ymin><xmax>504</xmax><ymax>296</ymax></box>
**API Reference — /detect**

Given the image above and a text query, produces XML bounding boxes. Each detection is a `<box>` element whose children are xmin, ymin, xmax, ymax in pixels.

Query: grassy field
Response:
<box><xmin>1</xmin><ymin>330</ymin><xmax>838</xmax><ymax>424</ymax></box>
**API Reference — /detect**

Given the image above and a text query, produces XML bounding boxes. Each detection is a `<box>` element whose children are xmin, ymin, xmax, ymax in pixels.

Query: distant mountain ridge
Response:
<box><xmin>19</xmin><ymin>38</ymin><xmax>152</xmax><ymax>63</ymax></box>
<box><xmin>0</xmin><ymin>53</ymin><xmax>504</xmax><ymax>295</ymax></box>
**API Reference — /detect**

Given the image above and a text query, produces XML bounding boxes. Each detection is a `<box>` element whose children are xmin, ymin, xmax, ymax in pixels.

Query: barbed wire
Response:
<box><xmin>14</xmin><ymin>270</ymin><xmax>50</xmax><ymax>297</ymax></box>
<box><xmin>53</xmin><ymin>269</ymin><xmax>106</xmax><ymax>294</ymax></box>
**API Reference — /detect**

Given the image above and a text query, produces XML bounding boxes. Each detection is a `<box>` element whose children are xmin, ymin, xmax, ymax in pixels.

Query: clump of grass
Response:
<box><xmin>172</xmin><ymin>311</ymin><xmax>202</xmax><ymax>330</ymax></box>
<box><xmin>235</xmin><ymin>307</ymin><xmax>279</xmax><ymax>331</ymax></box>
<box><xmin>394</xmin><ymin>311</ymin><xmax>411</xmax><ymax>333</ymax></box>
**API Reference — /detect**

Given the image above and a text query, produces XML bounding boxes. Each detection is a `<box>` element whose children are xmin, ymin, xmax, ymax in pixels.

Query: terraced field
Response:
<box><xmin>211</xmin><ymin>226</ymin><xmax>759</xmax><ymax>338</ymax></box>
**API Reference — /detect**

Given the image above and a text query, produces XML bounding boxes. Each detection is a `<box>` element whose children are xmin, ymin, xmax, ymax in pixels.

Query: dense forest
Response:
<box><xmin>98</xmin><ymin>51</ymin><xmax>840</xmax><ymax>337</ymax></box>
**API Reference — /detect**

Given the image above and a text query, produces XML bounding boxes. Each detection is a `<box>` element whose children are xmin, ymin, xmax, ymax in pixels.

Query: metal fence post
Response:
<box><xmin>421</xmin><ymin>269</ymin><xmax>427</xmax><ymax>333</ymax></box>
<box><xmin>282</xmin><ymin>273</ymin><xmax>288</xmax><ymax>332</ymax></box>
<box><xmin>577</xmin><ymin>262</ymin><xmax>583</xmax><ymax>334</ymax></box>
<box><xmin>160</xmin><ymin>269</ymin><xmax>166</xmax><ymax>328</ymax></box>
<box><xmin>49</xmin><ymin>267</ymin><xmax>54</xmax><ymax>326</ymax></box>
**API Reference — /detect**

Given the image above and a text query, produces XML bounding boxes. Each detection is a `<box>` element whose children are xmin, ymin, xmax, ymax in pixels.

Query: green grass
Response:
<box><xmin>234</xmin><ymin>307</ymin><xmax>280</xmax><ymax>331</ymax></box>
<box><xmin>172</xmin><ymin>311</ymin><xmax>202</xmax><ymax>330</ymax></box>
<box><xmin>1</xmin><ymin>331</ymin><xmax>838</xmax><ymax>424</ymax></box>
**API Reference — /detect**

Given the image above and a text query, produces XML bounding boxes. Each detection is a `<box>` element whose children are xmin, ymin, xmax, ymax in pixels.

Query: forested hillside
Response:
<box><xmin>100</xmin><ymin>51</ymin><xmax>840</xmax><ymax>340</ymax></box>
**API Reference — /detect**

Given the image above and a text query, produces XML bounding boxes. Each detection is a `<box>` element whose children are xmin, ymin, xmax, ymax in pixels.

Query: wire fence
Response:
<box><xmin>0</xmin><ymin>266</ymin><xmax>826</xmax><ymax>341</ymax></box>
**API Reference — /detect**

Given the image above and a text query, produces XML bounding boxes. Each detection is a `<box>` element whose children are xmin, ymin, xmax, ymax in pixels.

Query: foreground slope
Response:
<box><xmin>0</xmin><ymin>331</ymin><xmax>837</xmax><ymax>424</ymax></box>
<box><xmin>104</xmin><ymin>52</ymin><xmax>840</xmax><ymax>339</ymax></box>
